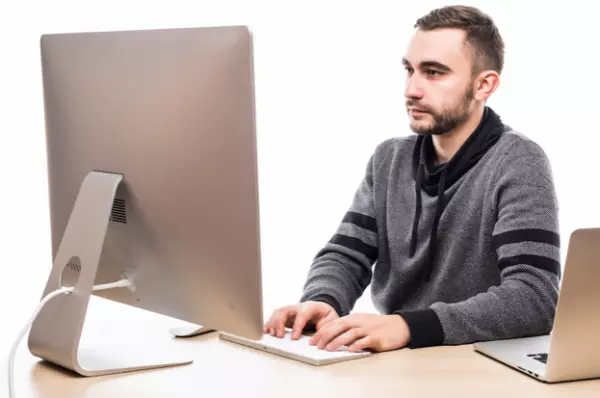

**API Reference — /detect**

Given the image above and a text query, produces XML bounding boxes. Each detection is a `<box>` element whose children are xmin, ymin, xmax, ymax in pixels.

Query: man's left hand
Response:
<box><xmin>309</xmin><ymin>313</ymin><xmax>411</xmax><ymax>352</ymax></box>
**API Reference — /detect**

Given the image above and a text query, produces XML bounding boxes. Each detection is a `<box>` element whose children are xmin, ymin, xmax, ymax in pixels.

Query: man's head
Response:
<box><xmin>403</xmin><ymin>5</ymin><xmax>504</xmax><ymax>135</ymax></box>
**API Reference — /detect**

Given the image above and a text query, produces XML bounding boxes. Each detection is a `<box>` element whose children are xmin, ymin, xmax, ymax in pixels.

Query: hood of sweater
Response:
<box><xmin>410</xmin><ymin>106</ymin><xmax>506</xmax><ymax>281</ymax></box>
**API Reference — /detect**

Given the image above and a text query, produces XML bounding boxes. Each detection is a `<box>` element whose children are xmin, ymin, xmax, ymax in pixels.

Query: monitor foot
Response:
<box><xmin>75</xmin><ymin>346</ymin><xmax>192</xmax><ymax>376</ymax></box>
<box><xmin>27</xmin><ymin>171</ymin><xmax>193</xmax><ymax>376</ymax></box>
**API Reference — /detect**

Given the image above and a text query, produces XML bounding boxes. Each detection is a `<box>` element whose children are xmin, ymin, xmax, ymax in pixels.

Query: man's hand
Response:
<box><xmin>309</xmin><ymin>313</ymin><xmax>411</xmax><ymax>352</ymax></box>
<box><xmin>264</xmin><ymin>301</ymin><xmax>339</xmax><ymax>339</ymax></box>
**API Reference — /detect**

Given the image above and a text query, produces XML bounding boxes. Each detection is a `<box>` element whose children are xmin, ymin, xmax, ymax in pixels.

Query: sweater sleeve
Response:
<box><xmin>299</xmin><ymin>150</ymin><xmax>382</xmax><ymax>317</ymax></box>
<box><xmin>398</xmin><ymin>142</ymin><xmax>561</xmax><ymax>347</ymax></box>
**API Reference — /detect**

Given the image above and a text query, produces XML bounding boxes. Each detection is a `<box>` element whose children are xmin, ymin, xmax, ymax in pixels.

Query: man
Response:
<box><xmin>264</xmin><ymin>5</ymin><xmax>561</xmax><ymax>352</ymax></box>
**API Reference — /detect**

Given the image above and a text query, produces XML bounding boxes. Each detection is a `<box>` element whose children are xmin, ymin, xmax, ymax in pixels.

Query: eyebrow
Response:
<box><xmin>402</xmin><ymin>58</ymin><xmax>453</xmax><ymax>73</ymax></box>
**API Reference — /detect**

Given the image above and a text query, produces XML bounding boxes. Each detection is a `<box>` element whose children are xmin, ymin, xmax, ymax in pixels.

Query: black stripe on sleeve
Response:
<box><xmin>342</xmin><ymin>211</ymin><xmax>377</xmax><ymax>233</ymax></box>
<box><xmin>493</xmin><ymin>229</ymin><xmax>560</xmax><ymax>249</ymax></box>
<box><xmin>498</xmin><ymin>254</ymin><xmax>561</xmax><ymax>276</ymax></box>
<box><xmin>329</xmin><ymin>234</ymin><xmax>378</xmax><ymax>262</ymax></box>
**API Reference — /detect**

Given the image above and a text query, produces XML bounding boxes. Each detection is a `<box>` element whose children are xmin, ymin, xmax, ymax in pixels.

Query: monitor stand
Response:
<box><xmin>27</xmin><ymin>171</ymin><xmax>193</xmax><ymax>377</ymax></box>
<box><xmin>170</xmin><ymin>325</ymin><xmax>215</xmax><ymax>338</ymax></box>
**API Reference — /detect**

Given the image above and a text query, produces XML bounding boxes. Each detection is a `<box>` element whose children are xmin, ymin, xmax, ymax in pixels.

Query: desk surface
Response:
<box><xmin>11</xmin><ymin>323</ymin><xmax>600</xmax><ymax>398</ymax></box>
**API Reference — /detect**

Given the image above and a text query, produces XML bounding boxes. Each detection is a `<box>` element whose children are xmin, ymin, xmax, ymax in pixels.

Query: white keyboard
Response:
<box><xmin>219</xmin><ymin>329</ymin><xmax>372</xmax><ymax>365</ymax></box>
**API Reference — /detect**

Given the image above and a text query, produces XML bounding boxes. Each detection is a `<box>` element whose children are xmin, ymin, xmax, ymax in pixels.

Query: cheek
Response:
<box><xmin>420</xmin><ymin>77</ymin><xmax>469</xmax><ymax>112</ymax></box>
<box><xmin>421</xmin><ymin>82</ymin><xmax>449</xmax><ymax>106</ymax></box>
<box><xmin>436</xmin><ymin>88</ymin><xmax>465</xmax><ymax>110</ymax></box>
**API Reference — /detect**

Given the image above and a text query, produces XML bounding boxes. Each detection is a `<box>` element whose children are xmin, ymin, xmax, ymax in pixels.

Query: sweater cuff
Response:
<box><xmin>301</xmin><ymin>294</ymin><xmax>343</xmax><ymax>317</ymax></box>
<box><xmin>394</xmin><ymin>308</ymin><xmax>444</xmax><ymax>348</ymax></box>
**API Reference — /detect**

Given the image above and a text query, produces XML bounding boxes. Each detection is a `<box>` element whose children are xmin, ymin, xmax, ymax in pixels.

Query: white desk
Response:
<box><xmin>11</xmin><ymin>331</ymin><xmax>600</xmax><ymax>398</ymax></box>
<box><xmin>7</xmin><ymin>298</ymin><xmax>600</xmax><ymax>398</ymax></box>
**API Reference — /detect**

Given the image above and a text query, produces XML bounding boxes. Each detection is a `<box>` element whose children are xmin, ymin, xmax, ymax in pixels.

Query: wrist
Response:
<box><xmin>303</xmin><ymin>294</ymin><xmax>343</xmax><ymax>316</ymax></box>
<box><xmin>390</xmin><ymin>314</ymin><xmax>411</xmax><ymax>342</ymax></box>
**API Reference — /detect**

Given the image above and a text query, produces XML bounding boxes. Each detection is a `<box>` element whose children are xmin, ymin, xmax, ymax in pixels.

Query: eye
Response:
<box><xmin>404</xmin><ymin>66</ymin><xmax>414</xmax><ymax>75</ymax></box>
<box><xmin>426</xmin><ymin>69</ymin><xmax>443</xmax><ymax>77</ymax></box>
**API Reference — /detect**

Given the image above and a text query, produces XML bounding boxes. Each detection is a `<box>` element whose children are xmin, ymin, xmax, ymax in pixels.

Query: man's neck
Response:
<box><xmin>432</xmin><ymin>105</ymin><xmax>485</xmax><ymax>165</ymax></box>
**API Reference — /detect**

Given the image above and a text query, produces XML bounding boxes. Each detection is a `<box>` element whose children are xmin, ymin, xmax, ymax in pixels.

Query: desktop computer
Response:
<box><xmin>25</xmin><ymin>25</ymin><xmax>264</xmax><ymax>377</ymax></box>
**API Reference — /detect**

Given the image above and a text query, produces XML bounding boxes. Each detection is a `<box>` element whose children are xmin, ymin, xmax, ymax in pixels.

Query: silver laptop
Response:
<box><xmin>473</xmin><ymin>228</ymin><xmax>600</xmax><ymax>383</ymax></box>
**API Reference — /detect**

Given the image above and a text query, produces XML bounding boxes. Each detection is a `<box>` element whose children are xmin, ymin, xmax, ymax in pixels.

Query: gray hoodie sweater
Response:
<box><xmin>300</xmin><ymin>107</ymin><xmax>561</xmax><ymax>348</ymax></box>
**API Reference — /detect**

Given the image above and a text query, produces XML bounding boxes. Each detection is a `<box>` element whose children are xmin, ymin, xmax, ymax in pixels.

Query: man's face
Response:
<box><xmin>403</xmin><ymin>28</ymin><xmax>476</xmax><ymax>135</ymax></box>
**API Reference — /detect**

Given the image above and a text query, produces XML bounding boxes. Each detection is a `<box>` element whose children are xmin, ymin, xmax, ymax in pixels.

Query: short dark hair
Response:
<box><xmin>414</xmin><ymin>5</ymin><xmax>504</xmax><ymax>75</ymax></box>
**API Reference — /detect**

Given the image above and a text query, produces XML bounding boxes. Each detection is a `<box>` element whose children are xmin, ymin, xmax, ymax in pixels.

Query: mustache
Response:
<box><xmin>405</xmin><ymin>101</ymin><xmax>431</xmax><ymax>112</ymax></box>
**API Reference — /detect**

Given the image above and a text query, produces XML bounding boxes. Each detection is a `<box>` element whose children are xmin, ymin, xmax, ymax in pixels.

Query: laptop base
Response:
<box><xmin>474</xmin><ymin>335</ymin><xmax>549</xmax><ymax>381</ymax></box>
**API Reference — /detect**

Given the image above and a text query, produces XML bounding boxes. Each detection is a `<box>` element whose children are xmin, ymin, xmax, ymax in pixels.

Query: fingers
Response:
<box><xmin>264</xmin><ymin>307</ymin><xmax>296</xmax><ymax>337</ymax></box>
<box><xmin>315</xmin><ymin>310</ymin><xmax>338</xmax><ymax>331</ymax></box>
<box><xmin>264</xmin><ymin>313</ymin><xmax>276</xmax><ymax>334</ymax></box>
<box><xmin>274</xmin><ymin>309</ymin><xmax>291</xmax><ymax>338</ymax></box>
<box><xmin>264</xmin><ymin>302</ymin><xmax>339</xmax><ymax>340</ymax></box>
<box><xmin>291</xmin><ymin>308</ymin><xmax>312</xmax><ymax>339</ymax></box>
<box><xmin>263</xmin><ymin>310</ymin><xmax>276</xmax><ymax>335</ymax></box>
<box><xmin>310</xmin><ymin>318</ymin><xmax>355</xmax><ymax>349</ymax></box>
<box><xmin>324</xmin><ymin>328</ymin><xmax>366</xmax><ymax>352</ymax></box>
<box><xmin>263</xmin><ymin>313</ymin><xmax>274</xmax><ymax>335</ymax></box>
<box><xmin>348</xmin><ymin>336</ymin><xmax>374</xmax><ymax>352</ymax></box>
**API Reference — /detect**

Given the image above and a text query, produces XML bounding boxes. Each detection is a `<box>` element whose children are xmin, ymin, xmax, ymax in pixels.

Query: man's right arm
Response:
<box><xmin>299</xmin><ymin>148</ymin><xmax>382</xmax><ymax>317</ymax></box>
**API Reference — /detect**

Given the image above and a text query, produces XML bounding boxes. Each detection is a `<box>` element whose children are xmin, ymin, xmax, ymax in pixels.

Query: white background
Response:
<box><xmin>1</xmin><ymin>0</ymin><xmax>598</xmax><ymax>393</ymax></box>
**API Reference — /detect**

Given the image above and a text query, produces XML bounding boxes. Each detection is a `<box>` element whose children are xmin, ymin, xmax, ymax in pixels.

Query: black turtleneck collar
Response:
<box><xmin>409</xmin><ymin>106</ymin><xmax>506</xmax><ymax>281</ymax></box>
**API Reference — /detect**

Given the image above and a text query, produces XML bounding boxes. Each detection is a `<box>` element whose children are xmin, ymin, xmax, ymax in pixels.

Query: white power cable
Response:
<box><xmin>8</xmin><ymin>278</ymin><xmax>133</xmax><ymax>398</ymax></box>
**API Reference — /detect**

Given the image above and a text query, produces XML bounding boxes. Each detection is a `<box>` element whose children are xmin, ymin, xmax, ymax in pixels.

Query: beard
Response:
<box><xmin>407</xmin><ymin>84</ymin><xmax>474</xmax><ymax>136</ymax></box>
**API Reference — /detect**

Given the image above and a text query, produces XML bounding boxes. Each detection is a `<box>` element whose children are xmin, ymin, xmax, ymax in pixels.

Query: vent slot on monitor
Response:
<box><xmin>110</xmin><ymin>198</ymin><xmax>127</xmax><ymax>224</ymax></box>
<box><xmin>66</xmin><ymin>260</ymin><xmax>81</xmax><ymax>273</ymax></box>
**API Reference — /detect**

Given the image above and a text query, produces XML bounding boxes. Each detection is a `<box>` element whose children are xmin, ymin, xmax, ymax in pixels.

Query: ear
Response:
<box><xmin>473</xmin><ymin>70</ymin><xmax>500</xmax><ymax>101</ymax></box>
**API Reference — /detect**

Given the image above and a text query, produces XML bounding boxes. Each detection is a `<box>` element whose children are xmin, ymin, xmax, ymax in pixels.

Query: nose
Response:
<box><xmin>405</xmin><ymin>75</ymin><xmax>424</xmax><ymax>100</ymax></box>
